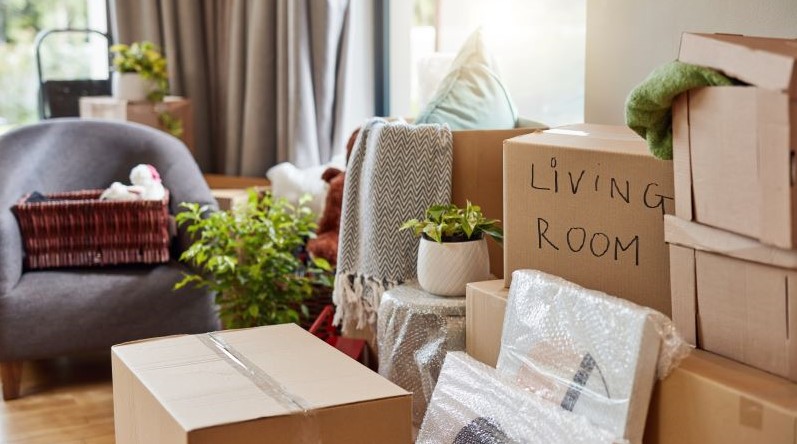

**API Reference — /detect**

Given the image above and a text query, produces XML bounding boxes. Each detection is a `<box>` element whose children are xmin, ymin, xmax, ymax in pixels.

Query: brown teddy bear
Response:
<box><xmin>307</xmin><ymin>128</ymin><xmax>360</xmax><ymax>266</ymax></box>
<box><xmin>307</xmin><ymin>167</ymin><xmax>345</xmax><ymax>265</ymax></box>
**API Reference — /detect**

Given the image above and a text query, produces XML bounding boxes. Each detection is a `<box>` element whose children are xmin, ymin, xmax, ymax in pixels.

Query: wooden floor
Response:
<box><xmin>0</xmin><ymin>354</ymin><xmax>115</xmax><ymax>444</ymax></box>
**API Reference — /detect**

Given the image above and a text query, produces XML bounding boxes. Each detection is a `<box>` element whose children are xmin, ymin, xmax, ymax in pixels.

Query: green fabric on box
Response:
<box><xmin>625</xmin><ymin>61</ymin><xmax>733</xmax><ymax>160</ymax></box>
<box><xmin>416</xmin><ymin>29</ymin><xmax>517</xmax><ymax>130</ymax></box>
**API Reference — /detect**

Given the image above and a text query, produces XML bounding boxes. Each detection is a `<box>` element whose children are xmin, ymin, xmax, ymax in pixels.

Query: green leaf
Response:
<box><xmin>248</xmin><ymin>304</ymin><xmax>260</xmax><ymax>318</ymax></box>
<box><xmin>312</xmin><ymin>257</ymin><xmax>332</xmax><ymax>272</ymax></box>
<box><xmin>423</xmin><ymin>223</ymin><xmax>442</xmax><ymax>243</ymax></box>
<box><xmin>399</xmin><ymin>219</ymin><xmax>419</xmax><ymax>231</ymax></box>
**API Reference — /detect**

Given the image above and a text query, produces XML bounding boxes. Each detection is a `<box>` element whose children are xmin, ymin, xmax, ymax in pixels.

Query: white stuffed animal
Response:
<box><xmin>100</xmin><ymin>164</ymin><xmax>165</xmax><ymax>201</ymax></box>
<box><xmin>130</xmin><ymin>164</ymin><xmax>166</xmax><ymax>200</ymax></box>
<box><xmin>99</xmin><ymin>182</ymin><xmax>142</xmax><ymax>201</ymax></box>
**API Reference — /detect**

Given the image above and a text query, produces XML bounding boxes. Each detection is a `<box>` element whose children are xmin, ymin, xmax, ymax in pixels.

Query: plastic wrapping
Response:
<box><xmin>376</xmin><ymin>282</ymin><xmax>466</xmax><ymax>428</ymax></box>
<box><xmin>417</xmin><ymin>352</ymin><xmax>619</xmax><ymax>444</ymax></box>
<box><xmin>497</xmin><ymin>270</ymin><xmax>691</xmax><ymax>443</ymax></box>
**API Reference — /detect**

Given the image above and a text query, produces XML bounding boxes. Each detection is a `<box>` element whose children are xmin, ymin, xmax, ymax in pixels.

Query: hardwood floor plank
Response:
<box><xmin>0</xmin><ymin>354</ymin><xmax>114</xmax><ymax>444</ymax></box>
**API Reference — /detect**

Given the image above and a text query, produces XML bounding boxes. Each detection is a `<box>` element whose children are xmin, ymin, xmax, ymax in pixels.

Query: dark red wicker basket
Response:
<box><xmin>13</xmin><ymin>189</ymin><xmax>171</xmax><ymax>269</ymax></box>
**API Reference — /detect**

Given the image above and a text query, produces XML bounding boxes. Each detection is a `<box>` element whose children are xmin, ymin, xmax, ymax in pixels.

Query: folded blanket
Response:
<box><xmin>625</xmin><ymin>61</ymin><xmax>733</xmax><ymax>160</ymax></box>
<box><xmin>333</xmin><ymin>118</ymin><xmax>453</xmax><ymax>328</ymax></box>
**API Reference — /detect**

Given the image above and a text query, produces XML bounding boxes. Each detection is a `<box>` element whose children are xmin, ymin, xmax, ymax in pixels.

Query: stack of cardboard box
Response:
<box><xmin>648</xmin><ymin>33</ymin><xmax>797</xmax><ymax>443</ymax></box>
<box><xmin>465</xmin><ymin>32</ymin><xmax>797</xmax><ymax>443</ymax></box>
<box><xmin>466</xmin><ymin>122</ymin><xmax>675</xmax><ymax>367</ymax></box>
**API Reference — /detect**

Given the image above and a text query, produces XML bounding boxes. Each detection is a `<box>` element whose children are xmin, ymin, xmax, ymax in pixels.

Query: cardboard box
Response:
<box><xmin>80</xmin><ymin>96</ymin><xmax>196</xmax><ymax>154</ymax></box>
<box><xmin>211</xmin><ymin>189</ymin><xmax>250</xmax><ymax>211</ymax></box>
<box><xmin>451</xmin><ymin>125</ymin><xmax>545</xmax><ymax>278</ymax></box>
<box><xmin>112</xmin><ymin>324</ymin><xmax>411</xmax><ymax>444</ymax></box>
<box><xmin>465</xmin><ymin>280</ymin><xmax>508</xmax><ymax>367</ymax></box>
<box><xmin>503</xmin><ymin>124</ymin><xmax>674</xmax><ymax>315</ymax></box>
<box><xmin>645</xmin><ymin>349</ymin><xmax>797</xmax><ymax>444</ymax></box>
<box><xmin>673</xmin><ymin>33</ymin><xmax>797</xmax><ymax>248</ymax></box>
<box><xmin>666</xmin><ymin>215</ymin><xmax>797</xmax><ymax>381</ymax></box>
<box><xmin>497</xmin><ymin>270</ymin><xmax>661</xmax><ymax>444</ymax></box>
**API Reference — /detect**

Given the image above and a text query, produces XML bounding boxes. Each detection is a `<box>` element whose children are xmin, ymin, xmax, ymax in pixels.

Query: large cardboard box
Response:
<box><xmin>666</xmin><ymin>215</ymin><xmax>797</xmax><ymax>381</ymax></box>
<box><xmin>451</xmin><ymin>125</ymin><xmax>545</xmax><ymax>278</ymax></box>
<box><xmin>112</xmin><ymin>324</ymin><xmax>411</xmax><ymax>444</ymax></box>
<box><xmin>673</xmin><ymin>33</ymin><xmax>797</xmax><ymax>248</ymax></box>
<box><xmin>503</xmin><ymin>124</ymin><xmax>674</xmax><ymax>315</ymax></box>
<box><xmin>465</xmin><ymin>280</ymin><xmax>508</xmax><ymax>367</ymax></box>
<box><xmin>645</xmin><ymin>349</ymin><xmax>797</xmax><ymax>444</ymax></box>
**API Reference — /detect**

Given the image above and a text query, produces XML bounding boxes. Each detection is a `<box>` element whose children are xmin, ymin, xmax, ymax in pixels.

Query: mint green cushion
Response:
<box><xmin>416</xmin><ymin>30</ymin><xmax>517</xmax><ymax>129</ymax></box>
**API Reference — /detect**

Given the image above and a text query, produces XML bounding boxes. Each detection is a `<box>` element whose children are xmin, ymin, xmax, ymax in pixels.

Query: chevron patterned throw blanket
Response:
<box><xmin>333</xmin><ymin>118</ymin><xmax>453</xmax><ymax>328</ymax></box>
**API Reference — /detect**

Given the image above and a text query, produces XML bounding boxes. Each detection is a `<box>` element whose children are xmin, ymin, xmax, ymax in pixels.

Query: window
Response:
<box><xmin>390</xmin><ymin>0</ymin><xmax>586</xmax><ymax>126</ymax></box>
<box><xmin>0</xmin><ymin>0</ymin><xmax>108</xmax><ymax>133</ymax></box>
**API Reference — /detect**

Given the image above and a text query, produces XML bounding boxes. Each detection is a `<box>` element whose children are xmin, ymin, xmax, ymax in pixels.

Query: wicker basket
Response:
<box><xmin>13</xmin><ymin>189</ymin><xmax>171</xmax><ymax>269</ymax></box>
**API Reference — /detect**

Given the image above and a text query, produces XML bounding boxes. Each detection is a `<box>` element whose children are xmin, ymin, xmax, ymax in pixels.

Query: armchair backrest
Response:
<box><xmin>0</xmin><ymin>118</ymin><xmax>216</xmax><ymax>293</ymax></box>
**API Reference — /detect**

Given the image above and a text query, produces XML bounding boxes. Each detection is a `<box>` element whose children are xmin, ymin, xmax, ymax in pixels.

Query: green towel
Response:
<box><xmin>625</xmin><ymin>61</ymin><xmax>733</xmax><ymax>160</ymax></box>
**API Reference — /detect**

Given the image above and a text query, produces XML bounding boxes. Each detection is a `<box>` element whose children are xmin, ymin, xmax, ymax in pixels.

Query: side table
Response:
<box><xmin>377</xmin><ymin>282</ymin><xmax>466</xmax><ymax>428</ymax></box>
<box><xmin>79</xmin><ymin>96</ymin><xmax>194</xmax><ymax>154</ymax></box>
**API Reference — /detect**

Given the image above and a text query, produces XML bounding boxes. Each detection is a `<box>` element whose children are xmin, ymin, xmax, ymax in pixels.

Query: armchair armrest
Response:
<box><xmin>0</xmin><ymin>213</ymin><xmax>23</xmax><ymax>295</ymax></box>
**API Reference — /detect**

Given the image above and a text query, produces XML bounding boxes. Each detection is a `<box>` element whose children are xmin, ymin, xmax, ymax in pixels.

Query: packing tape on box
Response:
<box><xmin>497</xmin><ymin>270</ymin><xmax>691</xmax><ymax>442</ymax></box>
<box><xmin>197</xmin><ymin>332</ymin><xmax>321</xmax><ymax>442</ymax></box>
<box><xmin>416</xmin><ymin>352</ymin><xmax>619</xmax><ymax>443</ymax></box>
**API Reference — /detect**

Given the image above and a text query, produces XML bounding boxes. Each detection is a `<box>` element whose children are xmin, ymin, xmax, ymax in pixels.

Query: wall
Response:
<box><xmin>437</xmin><ymin>0</ymin><xmax>586</xmax><ymax>127</ymax></box>
<box><xmin>389</xmin><ymin>0</ymin><xmax>586</xmax><ymax>126</ymax></box>
<box><xmin>585</xmin><ymin>0</ymin><xmax>797</xmax><ymax>125</ymax></box>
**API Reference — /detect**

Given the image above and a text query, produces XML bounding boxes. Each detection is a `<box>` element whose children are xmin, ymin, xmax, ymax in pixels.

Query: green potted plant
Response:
<box><xmin>110</xmin><ymin>41</ymin><xmax>168</xmax><ymax>102</ymax></box>
<box><xmin>174</xmin><ymin>191</ymin><xmax>333</xmax><ymax>329</ymax></box>
<box><xmin>110</xmin><ymin>41</ymin><xmax>183</xmax><ymax>138</ymax></box>
<box><xmin>400</xmin><ymin>201</ymin><xmax>501</xmax><ymax>296</ymax></box>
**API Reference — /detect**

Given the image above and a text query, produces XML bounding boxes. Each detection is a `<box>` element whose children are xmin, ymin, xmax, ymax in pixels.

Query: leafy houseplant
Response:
<box><xmin>400</xmin><ymin>201</ymin><xmax>503</xmax><ymax>244</ymax></box>
<box><xmin>110</xmin><ymin>41</ymin><xmax>183</xmax><ymax>138</ymax></box>
<box><xmin>174</xmin><ymin>191</ymin><xmax>332</xmax><ymax>329</ymax></box>
<box><xmin>400</xmin><ymin>201</ymin><xmax>501</xmax><ymax>297</ymax></box>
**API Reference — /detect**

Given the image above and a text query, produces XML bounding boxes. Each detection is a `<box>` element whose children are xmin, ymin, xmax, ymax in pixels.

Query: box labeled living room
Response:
<box><xmin>2</xmin><ymin>2</ymin><xmax>797</xmax><ymax>444</ymax></box>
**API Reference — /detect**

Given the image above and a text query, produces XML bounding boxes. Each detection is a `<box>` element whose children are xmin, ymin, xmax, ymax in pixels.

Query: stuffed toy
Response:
<box><xmin>266</xmin><ymin>153</ymin><xmax>346</xmax><ymax>217</ymax></box>
<box><xmin>100</xmin><ymin>164</ymin><xmax>166</xmax><ymax>201</ymax></box>
<box><xmin>306</xmin><ymin>128</ymin><xmax>360</xmax><ymax>266</ymax></box>
<box><xmin>307</xmin><ymin>167</ymin><xmax>345</xmax><ymax>265</ymax></box>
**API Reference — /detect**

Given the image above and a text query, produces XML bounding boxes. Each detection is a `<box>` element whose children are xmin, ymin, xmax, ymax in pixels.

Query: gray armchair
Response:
<box><xmin>0</xmin><ymin>119</ymin><xmax>219</xmax><ymax>400</ymax></box>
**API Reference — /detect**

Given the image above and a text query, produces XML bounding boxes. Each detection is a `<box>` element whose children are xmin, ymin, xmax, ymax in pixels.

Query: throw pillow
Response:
<box><xmin>415</xmin><ymin>28</ymin><xmax>517</xmax><ymax>129</ymax></box>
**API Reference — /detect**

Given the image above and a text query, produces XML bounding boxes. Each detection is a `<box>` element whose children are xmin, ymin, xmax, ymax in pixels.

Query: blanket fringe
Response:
<box><xmin>333</xmin><ymin>271</ymin><xmax>399</xmax><ymax>329</ymax></box>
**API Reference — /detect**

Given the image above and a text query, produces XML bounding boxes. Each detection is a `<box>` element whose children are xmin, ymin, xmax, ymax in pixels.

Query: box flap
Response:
<box><xmin>508</xmin><ymin>124</ymin><xmax>651</xmax><ymax>157</ymax></box>
<box><xmin>112</xmin><ymin>324</ymin><xmax>408</xmax><ymax>432</ymax></box>
<box><xmin>664</xmin><ymin>215</ymin><xmax>797</xmax><ymax>269</ymax></box>
<box><xmin>679</xmin><ymin>33</ymin><xmax>797</xmax><ymax>97</ymax></box>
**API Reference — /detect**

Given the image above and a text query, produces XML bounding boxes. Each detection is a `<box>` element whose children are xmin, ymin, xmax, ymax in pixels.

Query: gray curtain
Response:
<box><xmin>110</xmin><ymin>0</ymin><xmax>352</xmax><ymax>175</ymax></box>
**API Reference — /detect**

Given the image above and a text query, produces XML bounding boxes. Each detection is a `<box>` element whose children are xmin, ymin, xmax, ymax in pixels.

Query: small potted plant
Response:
<box><xmin>174</xmin><ymin>191</ymin><xmax>333</xmax><ymax>328</ymax></box>
<box><xmin>110</xmin><ymin>41</ymin><xmax>183</xmax><ymax>138</ymax></box>
<box><xmin>110</xmin><ymin>41</ymin><xmax>168</xmax><ymax>102</ymax></box>
<box><xmin>400</xmin><ymin>201</ymin><xmax>501</xmax><ymax>296</ymax></box>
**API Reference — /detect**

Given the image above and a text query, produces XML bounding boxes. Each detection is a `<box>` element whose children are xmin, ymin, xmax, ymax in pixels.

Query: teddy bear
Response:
<box><xmin>306</xmin><ymin>128</ymin><xmax>360</xmax><ymax>266</ymax></box>
<box><xmin>306</xmin><ymin>167</ymin><xmax>345</xmax><ymax>265</ymax></box>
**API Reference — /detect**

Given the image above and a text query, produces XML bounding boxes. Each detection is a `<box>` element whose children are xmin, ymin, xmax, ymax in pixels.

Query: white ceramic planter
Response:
<box><xmin>417</xmin><ymin>236</ymin><xmax>490</xmax><ymax>297</ymax></box>
<box><xmin>112</xmin><ymin>72</ymin><xmax>155</xmax><ymax>101</ymax></box>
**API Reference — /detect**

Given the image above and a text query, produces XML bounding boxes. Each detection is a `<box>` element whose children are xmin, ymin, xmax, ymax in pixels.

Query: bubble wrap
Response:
<box><xmin>417</xmin><ymin>352</ymin><xmax>619</xmax><ymax>444</ymax></box>
<box><xmin>376</xmin><ymin>282</ymin><xmax>466</xmax><ymax>428</ymax></box>
<box><xmin>497</xmin><ymin>270</ymin><xmax>690</xmax><ymax>444</ymax></box>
